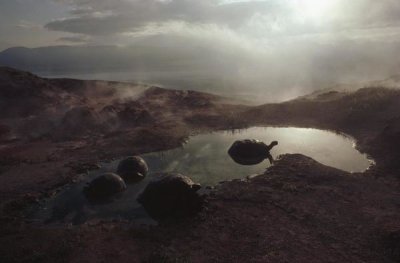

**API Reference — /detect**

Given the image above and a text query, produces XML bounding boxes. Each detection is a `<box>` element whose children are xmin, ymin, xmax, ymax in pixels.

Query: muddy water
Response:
<box><xmin>31</xmin><ymin>127</ymin><xmax>372</xmax><ymax>224</ymax></box>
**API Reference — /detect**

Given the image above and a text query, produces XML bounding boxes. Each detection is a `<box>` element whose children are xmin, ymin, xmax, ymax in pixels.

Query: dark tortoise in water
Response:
<box><xmin>83</xmin><ymin>173</ymin><xmax>127</xmax><ymax>202</ymax></box>
<box><xmin>228</xmin><ymin>139</ymin><xmax>278</xmax><ymax>165</ymax></box>
<box><xmin>117</xmin><ymin>156</ymin><xmax>149</xmax><ymax>184</ymax></box>
<box><xmin>137</xmin><ymin>173</ymin><xmax>203</xmax><ymax>221</ymax></box>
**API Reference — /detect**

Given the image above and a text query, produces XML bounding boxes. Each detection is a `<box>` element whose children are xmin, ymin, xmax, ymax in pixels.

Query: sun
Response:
<box><xmin>293</xmin><ymin>0</ymin><xmax>339</xmax><ymax>24</ymax></box>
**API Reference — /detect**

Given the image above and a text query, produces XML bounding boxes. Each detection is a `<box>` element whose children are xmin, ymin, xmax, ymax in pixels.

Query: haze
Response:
<box><xmin>1</xmin><ymin>0</ymin><xmax>400</xmax><ymax>102</ymax></box>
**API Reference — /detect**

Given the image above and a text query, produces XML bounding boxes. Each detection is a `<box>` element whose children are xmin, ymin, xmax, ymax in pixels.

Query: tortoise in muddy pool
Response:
<box><xmin>117</xmin><ymin>156</ymin><xmax>149</xmax><ymax>183</ymax></box>
<box><xmin>228</xmin><ymin>139</ymin><xmax>278</xmax><ymax>165</ymax></box>
<box><xmin>137</xmin><ymin>173</ymin><xmax>203</xmax><ymax>221</ymax></box>
<box><xmin>83</xmin><ymin>173</ymin><xmax>127</xmax><ymax>202</ymax></box>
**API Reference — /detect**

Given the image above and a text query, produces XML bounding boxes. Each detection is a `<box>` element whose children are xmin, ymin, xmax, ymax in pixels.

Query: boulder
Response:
<box><xmin>117</xmin><ymin>156</ymin><xmax>148</xmax><ymax>183</ymax></box>
<box><xmin>83</xmin><ymin>173</ymin><xmax>126</xmax><ymax>202</ymax></box>
<box><xmin>137</xmin><ymin>173</ymin><xmax>203</xmax><ymax>221</ymax></box>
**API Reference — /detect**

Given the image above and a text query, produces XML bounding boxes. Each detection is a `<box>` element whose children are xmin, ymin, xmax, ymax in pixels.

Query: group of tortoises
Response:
<box><xmin>83</xmin><ymin>156</ymin><xmax>203</xmax><ymax>221</ymax></box>
<box><xmin>82</xmin><ymin>139</ymin><xmax>278</xmax><ymax>221</ymax></box>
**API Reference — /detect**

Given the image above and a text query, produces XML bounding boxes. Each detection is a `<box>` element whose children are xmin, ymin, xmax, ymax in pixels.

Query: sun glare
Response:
<box><xmin>293</xmin><ymin>0</ymin><xmax>338</xmax><ymax>24</ymax></box>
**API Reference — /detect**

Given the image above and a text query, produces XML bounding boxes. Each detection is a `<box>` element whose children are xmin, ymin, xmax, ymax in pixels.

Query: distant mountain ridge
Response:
<box><xmin>0</xmin><ymin>45</ymin><xmax>152</xmax><ymax>73</ymax></box>
<box><xmin>0</xmin><ymin>41</ymin><xmax>221</xmax><ymax>75</ymax></box>
<box><xmin>0</xmin><ymin>44</ymin><xmax>255</xmax><ymax>102</ymax></box>
<box><xmin>3</xmin><ymin>43</ymin><xmax>400</xmax><ymax>104</ymax></box>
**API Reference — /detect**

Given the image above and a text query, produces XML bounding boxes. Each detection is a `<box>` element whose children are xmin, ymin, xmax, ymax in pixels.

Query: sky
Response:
<box><xmin>2</xmin><ymin>0</ymin><xmax>400</xmax><ymax>48</ymax></box>
<box><xmin>2</xmin><ymin>0</ymin><xmax>400</xmax><ymax>100</ymax></box>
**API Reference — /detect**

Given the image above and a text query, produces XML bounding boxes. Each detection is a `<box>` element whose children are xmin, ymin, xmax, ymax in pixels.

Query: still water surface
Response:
<box><xmin>32</xmin><ymin>127</ymin><xmax>371</xmax><ymax>224</ymax></box>
<box><xmin>140</xmin><ymin>127</ymin><xmax>371</xmax><ymax>185</ymax></box>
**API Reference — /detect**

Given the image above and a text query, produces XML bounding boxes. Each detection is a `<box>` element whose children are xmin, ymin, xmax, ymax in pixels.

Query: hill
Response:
<box><xmin>1</xmin><ymin>68</ymin><xmax>400</xmax><ymax>262</ymax></box>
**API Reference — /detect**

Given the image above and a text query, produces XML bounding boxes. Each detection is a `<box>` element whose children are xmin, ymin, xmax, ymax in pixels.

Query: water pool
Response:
<box><xmin>32</xmin><ymin>127</ymin><xmax>372</xmax><ymax>224</ymax></box>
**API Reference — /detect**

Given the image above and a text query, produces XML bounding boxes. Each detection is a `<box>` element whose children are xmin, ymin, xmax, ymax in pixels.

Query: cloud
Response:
<box><xmin>57</xmin><ymin>35</ymin><xmax>90</xmax><ymax>43</ymax></box>
<box><xmin>15</xmin><ymin>20</ymin><xmax>42</xmax><ymax>30</ymax></box>
<box><xmin>45</xmin><ymin>0</ymin><xmax>400</xmax><ymax>39</ymax></box>
<box><xmin>46</xmin><ymin>0</ymin><xmax>287</xmax><ymax>36</ymax></box>
<box><xmin>35</xmin><ymin>0</ymin><xmax>400</xmax><ymax>101</ymax></box>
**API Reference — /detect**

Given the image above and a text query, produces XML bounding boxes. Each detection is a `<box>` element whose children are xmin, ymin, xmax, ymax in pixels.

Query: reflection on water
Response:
<box><xmin>31</xmin><ymin>127</ymin><xmax>372</xmax><ymax>224</ymax></box>
<box><xmin>139</xmin><ymin>127</ymin><xmax>371</xmax><ymax>186</ymax></box>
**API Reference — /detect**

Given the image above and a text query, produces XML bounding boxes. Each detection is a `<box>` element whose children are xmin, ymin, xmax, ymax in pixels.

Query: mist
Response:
<box><xmin>3</xmin><ymin>33</ymin><xmax>400</xmax><ymax>102</ymax></box>
<box><xmin>3</xmin><ymin>2</ymin><xmax>400</xmax><ymax>259</ymax></box>
<box><xmin>2</xmin><ymin>0</ymin><xmax>400</xmax><ymax>102</ymax></box>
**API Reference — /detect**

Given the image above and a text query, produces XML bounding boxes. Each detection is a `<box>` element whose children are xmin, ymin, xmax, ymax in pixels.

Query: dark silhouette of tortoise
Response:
<box><xmin>117</xmin><ymin>156</ymin><xmax>148</xmax><ymax>184</ymax></box>
<box><xmin>83</xmin><ymin>173</ymin><xmax>126</xmax><ymax>202</ymax></box>
<box><xmin>228</xmin><ymin>139</ymin><xmax>278</xmax><ymax>165</ymax></box>
<box><xmin>137</xmin><ymin>173</ymin><xmax>203</xmax><ymax>221</ymax></box>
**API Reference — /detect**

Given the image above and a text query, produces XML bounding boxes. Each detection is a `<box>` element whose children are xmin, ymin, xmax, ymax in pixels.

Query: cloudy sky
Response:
<box><xmin>2</xmin><ymin>0</ymin><xmax>400</xmax><ymax>47</ymax></box>
<box><xmin>2</xmin><ymin>0</ymin><xmax>400</xmax><ymax>100</ymax></box>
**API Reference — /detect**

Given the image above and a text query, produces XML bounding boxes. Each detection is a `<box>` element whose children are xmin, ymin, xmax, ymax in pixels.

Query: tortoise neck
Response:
<box><xmin>267</xmin><ymin>143</ymin><xmax>277</xmax><ymax>150</ymax></box>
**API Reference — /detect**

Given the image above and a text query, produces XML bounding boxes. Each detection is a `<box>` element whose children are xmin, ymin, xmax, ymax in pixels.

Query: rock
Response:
<box><xmin>117</xmin><ymin>103</ymin><xmax>154</xmax><ymax>127</ymax></box>
<box><xmin>57</xmin><ymin>106</ymin><xmax>101</xmax><ymax>139</ymax></box>
<box><xmin>0</xmin><ymin>123</ymin><xmax>10</xmax><ymax>139</ymax></box>
<box><xmin>137</xmin><ymin>173</ymin><xmax>203</xmax><ymax>221</ymax></box>
<box><xmin>372</xmin><ymin>117</ymin><xmax>400</xmax><ymax>168</ymax></box>
<box><xmin>99</xmin><ymin>105</ymin><xmax>119</xmax><ymax>128</ymax></box>
<box><xmin>117</xmin><ymin>156</ymin><xmax>148</xmax><ymax>183</ymax></box>
<box><xmin>73</xmin><ymin>162</ymin><xmax>101</xmax><ymax>174</ymax></box>
<box><xmin>384</xmin><ymin>230</ymin><xmax>400</xmax><ymax>262</ymax></box>
<box><xmin>228</xmin><ymin>139</ymin><xmax>278</xmax><ymax>165</ymax></box>
<box><xmin>83</xmin><ymin>173</ymin><xmax>126</xmax><ymax>202</ymax></box>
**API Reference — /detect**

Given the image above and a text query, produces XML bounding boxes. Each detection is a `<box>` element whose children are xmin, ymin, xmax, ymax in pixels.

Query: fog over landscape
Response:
<box><xmin>2</xmin><ymin>0</ymin><xmax>400</xmax><ymax>101</ymax></box>
<box><xmin>4</xmin><ymin>2</ymin><xmax>400</xmax><ymax>262</ymax></box>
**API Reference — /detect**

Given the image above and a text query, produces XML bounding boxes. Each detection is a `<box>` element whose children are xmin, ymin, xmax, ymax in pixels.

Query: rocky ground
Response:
<box><xmin>1</xmin><ymin>67</ymin><xmax>400</xmax><ymax>262</ymax></box>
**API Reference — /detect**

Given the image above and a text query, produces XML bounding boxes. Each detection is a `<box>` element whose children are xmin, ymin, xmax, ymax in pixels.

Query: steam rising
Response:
<box><xmin>2</xmin><ymin>0</ymin><xmax>400</xmax><ymax>101</ymax></box>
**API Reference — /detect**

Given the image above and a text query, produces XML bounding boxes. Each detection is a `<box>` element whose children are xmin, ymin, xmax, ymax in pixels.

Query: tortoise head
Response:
<box><xmin>270</xmin><ymin>141</ymin><xmax>278</xmax><ymax>147</ymax></box>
